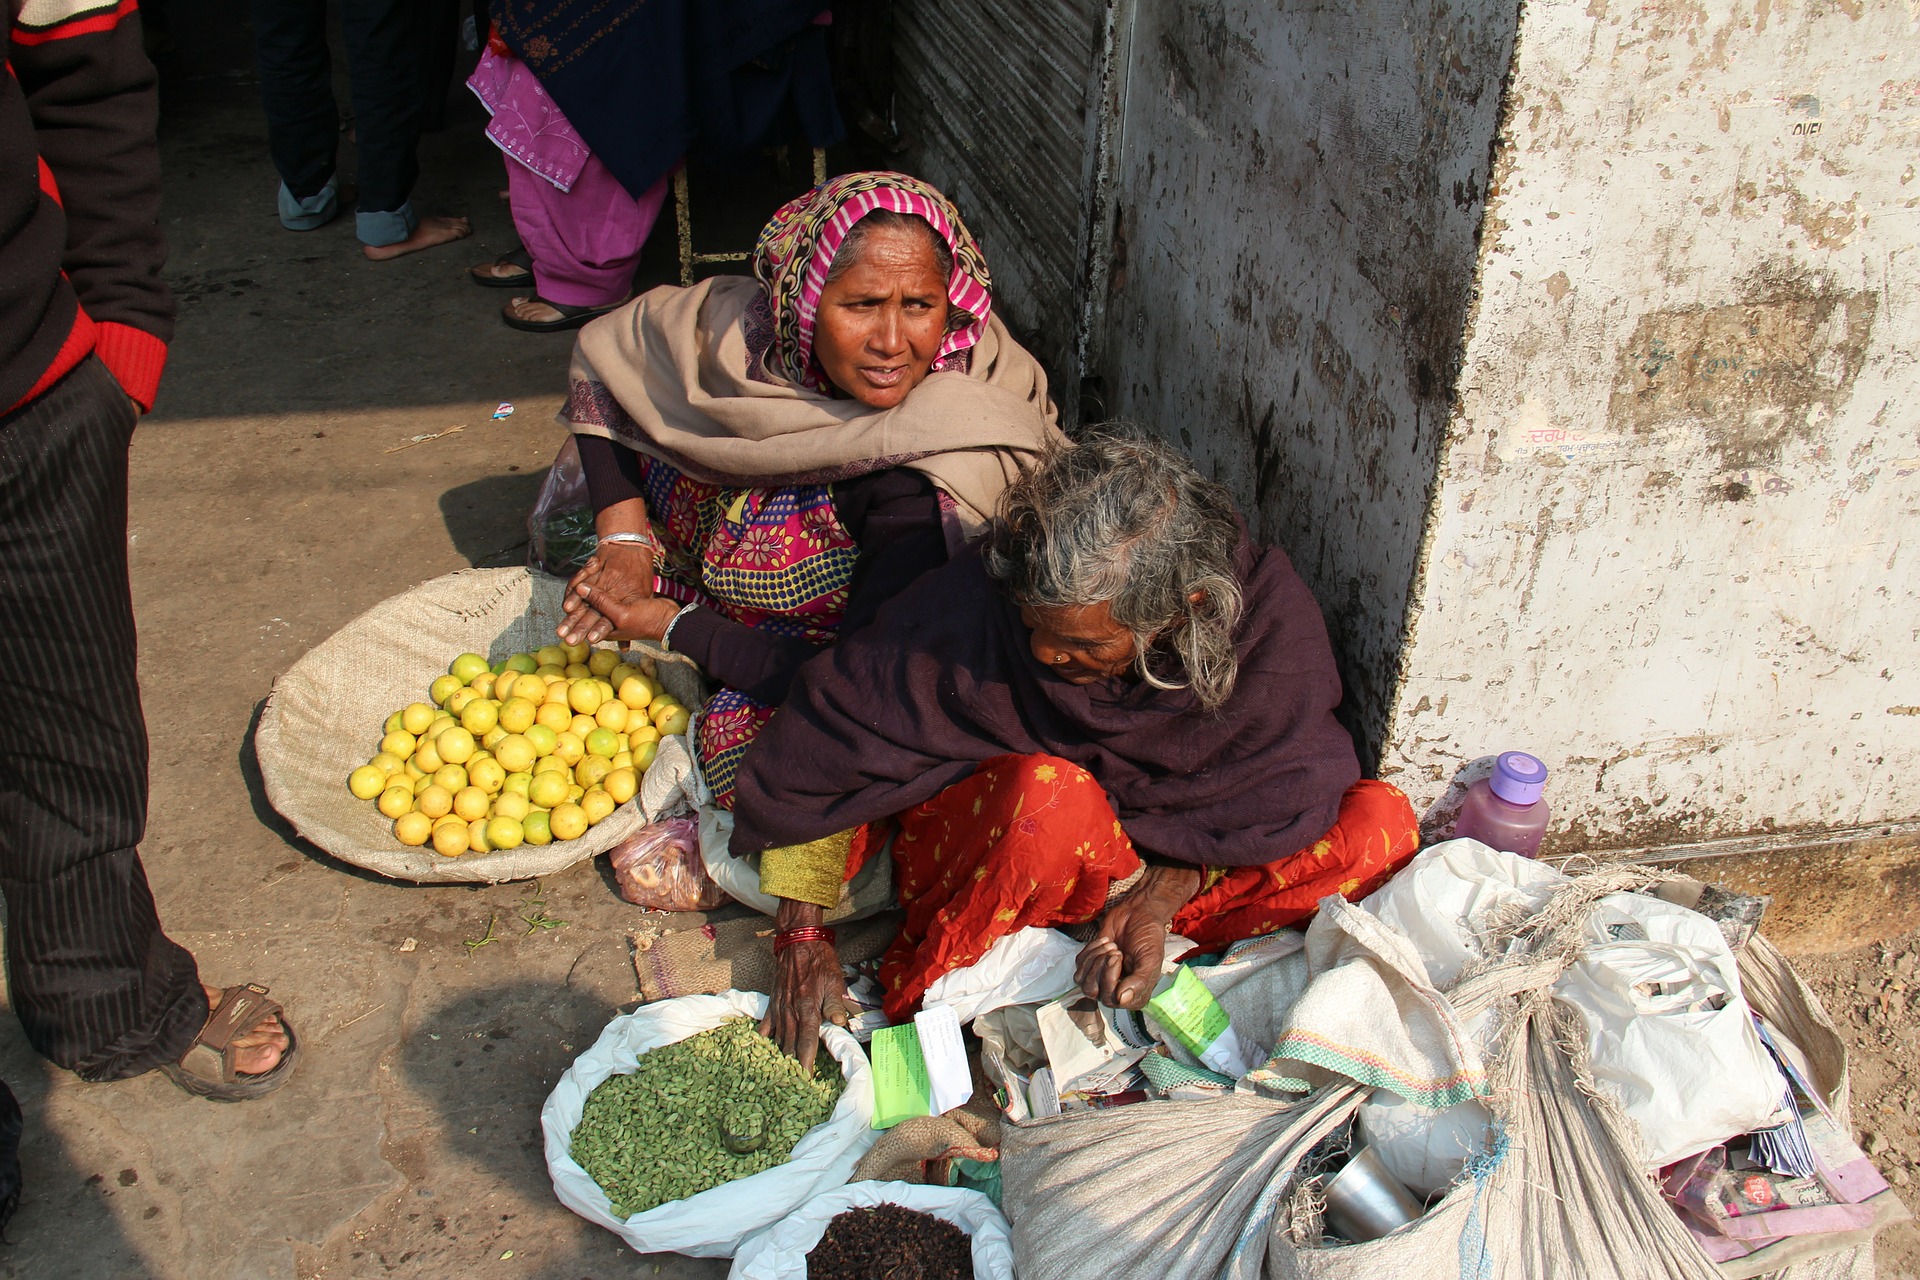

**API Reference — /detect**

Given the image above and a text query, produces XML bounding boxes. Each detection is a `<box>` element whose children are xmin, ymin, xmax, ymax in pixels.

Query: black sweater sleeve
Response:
<box><xmin>10</xmin><ymin>7</ymin><xmax>171</xmax><ymax>341</ymax></box>
<box><xmin>3</xmin><ymin>4</ymin><xmax>172</xmax><ymax>408</ymax></box>
<box><xmin>576</xmin><ymin>433</ymin><xmax>646</xmax><ymax>511</ymax></box>
<box><xmin>671</xmin><ymin>468</ymin><xmax>947</xmax><ymax>705</ymax></box>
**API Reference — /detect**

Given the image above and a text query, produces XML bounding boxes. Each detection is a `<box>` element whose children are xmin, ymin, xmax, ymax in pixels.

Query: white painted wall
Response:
<box><xmin>1380</xmin><ymin>0</ymin><xmax>1920</xmax><ymax>851</ymax></box>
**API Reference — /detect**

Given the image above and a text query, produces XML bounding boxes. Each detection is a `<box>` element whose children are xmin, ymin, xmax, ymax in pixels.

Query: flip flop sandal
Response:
<box><xmin>501</xmin><ymin>294</ymin><xmax>629</xmax><ymax>333</ymax></box>
<box><xmin>159</xmin><ymin>983</ymin><xmax>300</xmax><ymax>1102</ymax></box>
<box><xmin>468</xmin><ymin>247</ymin><xmax>533</xmax><ymax>288</ymax></box>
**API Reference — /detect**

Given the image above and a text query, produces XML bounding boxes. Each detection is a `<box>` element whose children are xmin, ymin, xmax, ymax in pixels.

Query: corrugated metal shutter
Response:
<box><xmin>894</xmin><ymin>0</ymin><xmax>1107</xmax><ymax>392</ymax></box>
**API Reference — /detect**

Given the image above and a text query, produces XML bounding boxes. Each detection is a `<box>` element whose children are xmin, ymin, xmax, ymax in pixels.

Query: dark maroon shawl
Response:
<box><xmin>728</xmin><ymin>538</ymin><xmax>1361</xmax><ymax>867</ymax></box>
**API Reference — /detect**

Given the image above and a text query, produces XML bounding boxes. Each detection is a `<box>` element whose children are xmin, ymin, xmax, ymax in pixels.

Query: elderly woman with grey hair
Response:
<box><xmin>728</xmin><ymin>430</ymin><xmax>1421</xmax><ymax>1067</ymax></box>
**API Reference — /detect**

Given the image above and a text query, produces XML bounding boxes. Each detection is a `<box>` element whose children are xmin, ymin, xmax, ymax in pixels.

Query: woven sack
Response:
<box><xmin>256</xmin><ymin>567</ymin><xmax>705</xmax><ymax>883</ymax></box>
<box><xmin>1267</xmin><ymin>952</ymin><xmax>1882</xmax><ymax>1280</ymax></box>
<box><xmin>1270</xmin><ymin>869</ymin><xmax>1891</xmax><ymax>1280</ymax></box>
<box><xmin>1002</xmin><ymin>865</ymin><xmax>1900</xmax><ymax>1280</ymax></box>
<box><xmin>1001</xmin><ymin>1088</ymin><xmax>1359</xmax><ymax>1280</ymax></box>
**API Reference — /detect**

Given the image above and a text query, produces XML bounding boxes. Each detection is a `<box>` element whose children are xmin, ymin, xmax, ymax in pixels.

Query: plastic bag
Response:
<box><xmin>729</xmin><ymin>1181</ymin><xmax>1016</xmax><ymax>1280</ymax></box>
<box><xmin>542</xmin><ymin>990</ymin><xmax>879</xmax><ymax>1258</ymax></box>
<box><xmin>1359</xmin><ymin>837</ymin><xmax>1569</xmax><ymax>989</ymax></box>
<box><xmin>1555</xmin><ymin>892</ymin><xmax>1789</xmax><ymax>1168</ymax></box>
<box><xmin>1004</xmin><ymin>866</ymin><xmax>1879</xmax><ymax>1280</ymax></box>
<box><xmin>1186</xmin><ymin>930</ymin><xmax>1311</xmax><ymax>1062</ymax></box>
<box><xmin>922</xmin><ymin>927</ymin><xmax>1083</xmax><ymax>1023</ymax></box>
<box><xmin>924</xmin><ymin>928</ymin><xmax>1198</xmax><ymax>1032</ymax></box>
<box><xmin>609</xmin><ymin>817</ymin><xmax>730</xmax><ymax>911</ymax></box>
<box><xmin>527</xmin><ymin>435</ymin><xmax>598</xmax><ymax>576</ymax></box>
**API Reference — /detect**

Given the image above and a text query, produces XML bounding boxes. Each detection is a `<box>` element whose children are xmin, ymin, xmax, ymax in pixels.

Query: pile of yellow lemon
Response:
<box><xmin>346</xmin><ymin>643</ymin><xmax>690</xmax><ymax>857</ymax></box>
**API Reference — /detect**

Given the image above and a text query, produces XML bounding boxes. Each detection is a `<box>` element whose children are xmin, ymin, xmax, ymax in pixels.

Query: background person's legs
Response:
<box><xmin>338</xmin><ymin>0</ymin><xmax>424</xmax><ymax>246</ymax></box>
<box><xmin>0</xmin><ymin>361</ymin><xmax>208</xmax><ymax>1082</ymax></box>
<box><xmin>508</xmin><ymin>159</ymin><xmax>670</xmax><ymax>309</ymax></box>
<box><xmin>252</xmin><ymin>0</ymin><xmax>342</xmax><ymax>229</ymax></box>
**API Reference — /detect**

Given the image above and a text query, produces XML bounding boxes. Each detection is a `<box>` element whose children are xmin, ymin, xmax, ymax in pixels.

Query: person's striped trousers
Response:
<box><xmin>0</xmin><ymin>358</ymin><xmax>207</xmax><ymax>1081</ymax></box>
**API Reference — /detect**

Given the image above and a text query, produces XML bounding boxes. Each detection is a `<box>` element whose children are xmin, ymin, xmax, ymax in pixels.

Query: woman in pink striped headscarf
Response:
<box><xmin>751</xmin><ymin>171</ymin><xmax>998</xmax><ymax>394</ymax></box>
<box><xmin>552</xmin><ymin>172</ymin><xmax>1064</xmax><ymax>806</ymax></box>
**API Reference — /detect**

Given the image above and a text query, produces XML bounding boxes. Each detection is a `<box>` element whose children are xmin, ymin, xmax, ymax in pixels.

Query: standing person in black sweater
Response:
<box><xmin>0</xmin><ymin>0</ymin><xmax>300</xmax><ymax>1203</ymax></box>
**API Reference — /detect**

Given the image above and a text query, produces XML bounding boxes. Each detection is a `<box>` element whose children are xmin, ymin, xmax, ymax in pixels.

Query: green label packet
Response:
<box><xmin>1148</xmin><ymin>966</ymin><xmax>1232</xmax><ymax>1056</ymax></box>
<box><xmin>870</xmin><ymin>1022</ymin><xmax>933</xmax><ymax>1129</ymax></box>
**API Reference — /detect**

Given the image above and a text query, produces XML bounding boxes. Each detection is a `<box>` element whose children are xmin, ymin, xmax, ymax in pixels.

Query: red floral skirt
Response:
<box><xmin>860</xmin><ymin>754</ymin><xmax>1419</xmax><ymax>1020</ymax></box>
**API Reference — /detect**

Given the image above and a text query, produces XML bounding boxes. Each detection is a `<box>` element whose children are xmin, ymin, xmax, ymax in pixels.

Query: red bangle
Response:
<box><xmin>773</xmin><ymin>926</ymin><xmax>836</xmax><ymax>955</ymax></box>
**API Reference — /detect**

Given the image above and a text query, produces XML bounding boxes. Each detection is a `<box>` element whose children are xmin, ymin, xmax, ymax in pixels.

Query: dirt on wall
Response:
<box><xmin>1605</xmin><ymin>263</ymin><xmax>1877</xmax><ymax>471</ymax></box>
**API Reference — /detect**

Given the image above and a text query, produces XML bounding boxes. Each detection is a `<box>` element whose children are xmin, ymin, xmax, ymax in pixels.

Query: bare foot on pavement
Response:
<box><xmin>363</xmin><ymin>214</ymin><xmax>472</xmax><ymax>261</ymax></box>
<box><xmin>504</xmin><ymin>295</ymin><xmax>566</xmax><ymax>325</ymax></box>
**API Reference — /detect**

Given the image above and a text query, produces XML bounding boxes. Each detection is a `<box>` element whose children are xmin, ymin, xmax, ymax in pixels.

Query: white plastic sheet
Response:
<box><xmin>729</xmin><ymin>1181</ymin><xmax>1015</xmax><ymax>1280</ymax></box>
<box><xmin>696</xmin><ymin>806</ymin><xmax>895</xmax><ymax>923</ymax></box>
<box><xmin>1555</xmin><ymin>892</ymin><xmax>1789</xmax><ymax>1168</ymax></box>
<box><xmin>922</xmin><ymin>927</ymin><xmax>1084</xmax><ymax>1023</ymax></box>
<box><xmin>542</xmin><ymin>990</ymin><xmax>878</xmax><ymax>1258</ymax></box>
<box><xmin>699</xmin><ymin>807</ymin><xmax>778</xmax><ymax>915</ymax></box>
<box><xmin>923</xmin><ymin>927</ymin><xmax>1199</xmax><ymax>1028</ymax></box>
<box><xmin>1358</xmin><ymin>842</ymin><xmax>1786</xmax><ymax>1176</ymax></box>
<box><xmin>1360</xmin><ymin>838</ymin><xmax>1569</xmax><ymax>988</ymax></box>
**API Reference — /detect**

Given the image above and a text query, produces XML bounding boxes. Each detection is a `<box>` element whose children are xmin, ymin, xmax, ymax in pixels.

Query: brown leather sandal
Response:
<box><xmin>159</xmin><ymin>983</ymin><xmax>300</xmax><ymax>1102</ymax></box>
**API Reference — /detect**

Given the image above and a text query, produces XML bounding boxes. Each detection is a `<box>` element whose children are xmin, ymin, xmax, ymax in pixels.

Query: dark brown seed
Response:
<box><xmin>805</xmin><ymin>1204</ymin><xmax>971</xmax><ymax>1280</ymax></box>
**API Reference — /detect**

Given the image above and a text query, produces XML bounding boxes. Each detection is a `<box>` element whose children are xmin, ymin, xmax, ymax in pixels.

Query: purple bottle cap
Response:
<box><xmin>1489</xmin><ymin>751</ymin><xmax>1548</xmax><ymax>806</ymax></box>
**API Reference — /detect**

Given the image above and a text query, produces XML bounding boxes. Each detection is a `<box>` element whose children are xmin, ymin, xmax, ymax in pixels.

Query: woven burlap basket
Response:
<box><xmin>255</xmin><ymin>567</ymin><xmax>705</xmax><ymax>884</ymax></box>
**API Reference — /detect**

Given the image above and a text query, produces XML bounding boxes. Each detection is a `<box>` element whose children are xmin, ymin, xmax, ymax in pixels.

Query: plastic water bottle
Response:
<box><xmin>1453</xmin><ymin>751</ymin><xmax>1551</xmax><ymax>858</ymax></box>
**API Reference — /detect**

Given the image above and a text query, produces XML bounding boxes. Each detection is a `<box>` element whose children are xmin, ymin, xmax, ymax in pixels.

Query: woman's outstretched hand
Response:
<box><xmin>559</xmin><ymin>544</ymin><xmax>676</xmax><ymax>644</ymax></box>
<box><xmin>760</xmin><ymin>899</ymin><xmax>850</xmax><ymax>1072</ymax></box>
<box><xmin>1074</xmin><ymin>864</ymin><xmax>1202</xmax><ymax>1009</ymax></box>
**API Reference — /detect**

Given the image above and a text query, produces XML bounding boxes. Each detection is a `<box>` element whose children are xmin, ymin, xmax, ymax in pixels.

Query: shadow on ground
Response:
<box><xmin>0</xmin><ymin>1050</ymin><xmax>148</xmax><ymax>1279</ymax></box>
<box><xmin>440</xmin><ymin>472</ymin><xmax>547</xmax><ymax>568</ymax></box>
<box><xmin>145</xmin><ymin>0</ymin><xmax>833</xmax><ymax>426</ymax></box>
<box><xmin>301</xmin><ymin>981</ymin><xmax>727</xmax><ymax>1278</ymax></box>
<box><xmin>237</xmin><ymin>696</ymin><xmax>401</xmax><ymax>890</ymax></box>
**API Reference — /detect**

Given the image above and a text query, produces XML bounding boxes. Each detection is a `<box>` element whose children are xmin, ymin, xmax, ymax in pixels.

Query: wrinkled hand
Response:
<box><xmin>1074</xmin><ymin>864</ymin><xmax>1203</xmax><ymax>1009</ymax></box>
<box><xmin>558</xmin><ymin>544</ymin><xmax>675</xmax><ymax>644</ymax></box>
<box><xmin>759</xmin><ymin>900</ymin><xmax>849</xmax><ymax>1071</ymax></box>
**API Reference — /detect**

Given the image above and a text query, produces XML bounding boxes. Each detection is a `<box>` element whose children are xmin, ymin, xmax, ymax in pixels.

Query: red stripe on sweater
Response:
<box><xmin>92</xmin><ymin>319</ymin><xmax>166</xmax><ymax>410</ymax></box>
<box><xmin>10</xmin><ymin>0</ymin><xmax>138</xmax><ymax>45</ymax></box>
<box><xmin>36</xmin><ymin>155</ymin><xmax>63</xmax><ymax>206</ymax></box>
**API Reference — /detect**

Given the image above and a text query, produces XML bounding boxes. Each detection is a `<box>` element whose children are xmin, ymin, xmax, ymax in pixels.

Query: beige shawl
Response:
<box><xmin>565</xmin><ymin>276</ymin><xmax>1062</xmax><ymax>529</ymax></box>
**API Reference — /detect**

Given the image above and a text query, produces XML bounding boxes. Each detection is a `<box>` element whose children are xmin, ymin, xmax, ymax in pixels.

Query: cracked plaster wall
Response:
<box><xmin>1382</xmin><ymin>0</ymin><xmax>1920</xmax><ymax>850</ymax></box>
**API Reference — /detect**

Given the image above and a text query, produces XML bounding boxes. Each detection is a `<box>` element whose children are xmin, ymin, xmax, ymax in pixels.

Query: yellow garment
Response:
<box><xmin>757</xmin><ymin>829</ymin><xmax>854</xmax><ymax>909</ymax></box>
